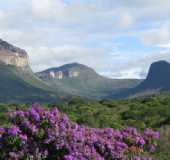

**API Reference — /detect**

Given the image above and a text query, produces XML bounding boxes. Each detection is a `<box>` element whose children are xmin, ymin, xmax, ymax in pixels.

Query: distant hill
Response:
<box><xmin>110</xmin><ymin>60</ymin><xmax>170</xmax><ymax>98</ymax></box>
<box><xmin>0</xmin><ymin>39</ymin><xmax>66</xmax><ymax>103</ymax></box>
<box><xmin>137</xmin><ymin>60</ymin><xmax>170</xmax><ymax>90</ymax></box>
<box><xmin>0</xmin><ymin>39</ymin><xmax>29</xmax><ymax>67</ymax></box>
<box><xmin>2</xmin><ymin>39</ymin><xmax>170</xmax><ymax>102</ymax></box>
<box><xmin>36</xmin><ymin>63</ymin><xmax>141</xmax><ymax>99</ymax></box>
<box><xmin>0</xmin><ymin>39</ymin><xmax>141</xmax><ymax>102</ymax></box>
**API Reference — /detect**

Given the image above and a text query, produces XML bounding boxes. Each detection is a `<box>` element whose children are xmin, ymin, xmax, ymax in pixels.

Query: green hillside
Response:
<box><xmin>37</xmin><ymin>63</ymin><xmax>141</xmax><ymax>100</ymax></box>
<box><xmin>0</xmin><ymin>63</ymin><xmax>64</xmax><ymax>103</ymax></box>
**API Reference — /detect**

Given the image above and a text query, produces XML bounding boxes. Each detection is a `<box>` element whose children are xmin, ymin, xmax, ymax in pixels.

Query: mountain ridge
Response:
<box><xmin>0</xmin><ymin>39</ymin><xmax>27</xmax><ymax>55</ymax></box>
<box><xmin>0</xmin><ymin>38</ymin><xmax>66</xmax><ymax>103</ymax></box>
<box><xmin>0</xmin><ymin>39</ymin><xmax>29</xmax><ymax>67</ymax></box>
<box><xmin>0</xmin><ymin>38</ymin><xmax>169</xmax><ymax>102</ymax></box>
<box><xmin>139</xmin><ymin>60</ymin><xmax>170</xmax><ymax>89</ymax></box>
<box><xmin>36</xmin><ymin>62</ymin><xmax>141</xmax><ymax>100</ymax></box>
<box><xmin>109</xmin><ymin>60</ymin><xmax>170</xmax><ymax>99</ymax></box>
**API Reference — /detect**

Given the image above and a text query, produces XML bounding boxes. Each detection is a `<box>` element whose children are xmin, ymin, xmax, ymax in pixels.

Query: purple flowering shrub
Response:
<box><xmin>0</xmin><ymin>104</ymin><xmax>159</xmax><ymax>160</ymax></box>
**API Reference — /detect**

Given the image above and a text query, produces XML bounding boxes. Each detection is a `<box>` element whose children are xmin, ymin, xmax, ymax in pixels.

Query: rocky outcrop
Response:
<box><xmin>36</xmin><ymin>63</ymin><xmax>142</xmax><ymax>100</ymax></box>
<box><xmin>44</xmin><ymin>70</ymin><xmax>80</xmax><ymax>79</ymax></box>
<box><xmin>49</xmin><ymin>71</ymin><xmax>63</xmax><ymax>79</ymax></box>
<box><xmin>0</xmin><ymin>39</ymin><xmax>29</xmax><ymax>67</ymax></box>
<box><xmin>111</xmin><ymin>60</ymin><xmax>170</xmax><ymax>99</ymax></box>
<box><xmin>37</xmin><ymin>63</ymin><xmax>84</xmax><ymax>80</ymax></box>
<box><xmin>137</xmin><ymin>60</ymin><xmax>170</xmax><ymax>89</ymax></box>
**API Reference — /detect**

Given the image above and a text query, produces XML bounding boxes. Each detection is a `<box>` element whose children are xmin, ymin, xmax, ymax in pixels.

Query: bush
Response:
<box><xmin>0</xmin><ymin>104</ymin><xmax>159</xmax><ymax>160</ymax></box>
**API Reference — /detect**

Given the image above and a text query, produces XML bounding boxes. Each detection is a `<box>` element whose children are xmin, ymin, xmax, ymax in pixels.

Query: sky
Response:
<box><xmin>0</xmin><ymin>0</ymin><xmax>170</xmax><ymax>79</ymax></box>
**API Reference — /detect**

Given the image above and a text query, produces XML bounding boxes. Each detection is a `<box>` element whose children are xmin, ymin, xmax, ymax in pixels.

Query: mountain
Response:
<box><xmin>36</xmin><ymin>63</ymin><xmax>141</xmax><ymax>100</ymax></box>
<box><xmin>110</xmin><ymin>60</ymin><xmax>170</xmax><ymax>99</ymax></box>
<box><xmin>0</xmin><ymin>39</ymin><xmax>142</xmax><ymax>102</ymax></box>
<box><xmin>0</xmin><ymin>39</ymin><xmax>29</xmax><ymax>67</ymax></box>
<box><xmin>0</xmin><ymin>39</ymin><xmax>65</xmax><ymax>103</ymax></box>
<box><xmin>137</xmin><ymin>60</ymin><xmax>170</xmax><ymax>90</ymax></box>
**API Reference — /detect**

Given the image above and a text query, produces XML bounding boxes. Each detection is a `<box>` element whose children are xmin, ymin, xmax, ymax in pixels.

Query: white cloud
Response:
<box><xmin>31</xmin><ymin>0</ymin><xmax>66</xmax><ymax>19</ymax></box>
<box><xmin>111</xmin><ymin>52</ymin><xmax>170</xmax><ymax>79</ymax></box>
<box><xmin>118</xmin><ymin>12</ymin><xmax>135</xmax><ymax>28</ymax></box>
<box><xmin>0</xmin><ymin>0</ymin><xmax>170</xmax><ymax>78</ymax></box>
<box><xmin>26</xmin><ymin>46</ymin><xmax>111</xmax><ymax>73</ymax></box>
<box><xmin>0</xmin><ymin>11</ymin><xmax>5</xmax><ymax>26</ymax></box>
<box><xmin>140</xmin><ymin>24</ymin><xmax>170</xmax><ymax>48</ymax></box>
<box><xmin>112</xmin><ymin>68</ymin><xmax>144</xmax><ymax>79</ymax></box>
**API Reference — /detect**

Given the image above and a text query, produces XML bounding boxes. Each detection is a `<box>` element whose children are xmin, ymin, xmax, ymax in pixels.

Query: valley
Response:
<box><xmin>0</xmin><ymin>39</ymin><xmax>169</xmax><ymax>159</ymax></box>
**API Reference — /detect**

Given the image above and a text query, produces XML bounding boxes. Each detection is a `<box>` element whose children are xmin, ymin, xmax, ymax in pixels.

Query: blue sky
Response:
<box><xmin>0</xmin><ymin>0</ymin><xmax>170</xmax><ymax>78</ymax></box>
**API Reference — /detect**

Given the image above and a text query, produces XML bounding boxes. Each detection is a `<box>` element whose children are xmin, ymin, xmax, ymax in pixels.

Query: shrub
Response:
<box><xmin>0</xmin><ymin>104</ymin><xmax>159</xmax><ymax>160</ymax></box>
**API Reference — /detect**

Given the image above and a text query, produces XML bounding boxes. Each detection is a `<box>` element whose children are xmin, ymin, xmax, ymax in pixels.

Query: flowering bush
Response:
<box><xmin>0</xmin><ymin>104</ymin><xmax>159</xmax><ymax>160</ymax></box>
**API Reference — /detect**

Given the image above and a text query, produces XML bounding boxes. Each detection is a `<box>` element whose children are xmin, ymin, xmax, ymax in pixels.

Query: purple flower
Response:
<box><xmin>149</xmin><ymin>144</ymin><xmax>156</xmax><ymax>152</ymax></box>
<box><xmin>29</xmin><ymin>107</ymin><xmax>40</xmax><ymax>121</ymax></box>
<box><xmin>0</xmin><ymin>105</ymin><xmax>159</xmax><ymax>159</ymax></box>
<box><xmin>15</xmin><ymin>111</ymin><xmax>25</xmax><ymax>117</ymax></box>
<box><xmin>19</xmin><ymin>134</ymin><xmax>27</xmax><ymax>141</ymax></box>
<box><xmin>135</xmin><ymin>136</ymin><xmax>145</xmax><ymax>146</ymax></box>
<box><xmin>0</xmin><ymin>128</ymin><xmax>5</xmax><ymax>134</ymax></box>
<box><xmin>64</xmin><ymin>155</ymin><xmax>75</xmax><ymax>160</ymax></box>
<box><xmin>8</xmin><ymin>126</ymin><xmax>20</xmax><ymax>136</ymax></box>
<box><xmin>144</xmin><ymin>128</ymin><xmax>160</xmax><ymax>139</ymax></box>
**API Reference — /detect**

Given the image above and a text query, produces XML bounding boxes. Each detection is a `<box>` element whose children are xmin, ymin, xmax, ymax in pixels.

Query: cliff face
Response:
<box><xmin>0</xmin><ymin>39</ymin><xmax>29</xmax><ymax>67</ymax></box>
<box><xmin>0</xmin><ymin>39</ymin><xmax>65</xmax><ymax>103</ymax></box>
<box><xmin>111</xmin><ymin>60</ymin><xmax>170</xmax><ymax>99</ymax></box>
<box><xmin>48</xmin><ymin>70</ymin><xmax>80</xmax><ymax>79</ymax></box>
<box><xmin>36</xmin><ymin>63</ymin><xmax>141</xmax><ymax>100</ymax></box>
<box><xmin>37</xmin><ymin>63</ymin><xmax>86</xmax><ymax>80</ymax></box>
<box><xmin>137</xmin><ymin>60</ymin><xmax>170</xmax><ymax>89</ymax></box>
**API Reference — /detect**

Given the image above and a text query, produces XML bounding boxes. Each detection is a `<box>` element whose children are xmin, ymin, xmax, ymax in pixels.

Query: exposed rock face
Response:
<box><xmin>37</xmin><ymin>63</ymin><xmax>142</xmax><ymax>100</ymax></box>
<box><xmin>47</xmin><ymin>70</ymin><xmax>80</xmax><ymax>79</ymax></box>
<box><xmin>112</xmin><ymin>60</ymin><xmax>170</xmax><ymax>99</ymax></box>
<box><xmin>49</xmin><ymin>71</ymin><xmax>64</xmax><ymax>79</ymax></box>
<box><xmin>0</xmin><ymin>39</ymin><xmax>29</xmax><ymax>67</ymax></box>
<box><xmin>69</xmin><ymin>70</ymin><xmax>80</xmax><ymax>78</ymax></box>
<box><xmin>137</xmin><ymin>60</ymin><xmax>170</xmax><ymax>90</ymax></box>
<box><xmin>37</xmin><ymin>63</ymin><xmax>82</xmax><ymax>80</ymax></box>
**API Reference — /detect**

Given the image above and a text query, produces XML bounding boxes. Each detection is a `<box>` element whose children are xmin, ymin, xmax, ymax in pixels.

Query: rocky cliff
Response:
<box><xmin>48</xmin><ymin>70</ymin><xmax>80</xmax><ymax>79</ymax></box>
<box><xmin>37</xmin><ymin>63</ymin><xmax>86</xmax><ymax>80</ymax></box>
<box><xmin>0</xmin><ymin>39</ymin><xmax>29</xmax><ymax>67</ymax></box>
<box><xmin>110</xmin><ymin>60</ymin><xmax>170</xmax><ymax>99</ymax></box>
<box><xmin>36</xmin><ymin>63</ymin><xmax>141</xmax><ymax>100</ymax></box>
<box><xmin>136</xmin><ymin>60</ymin><xmax>170</xmax><ymax>90</ymax></box>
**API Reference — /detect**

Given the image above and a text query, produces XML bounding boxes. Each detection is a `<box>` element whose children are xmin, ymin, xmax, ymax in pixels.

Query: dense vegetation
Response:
<box><xmin>0</xmin><ymin>105</ymin><xmax>159</xmax><ymax>159</ymax></box>
<box><xmin>0</xmin><ymin>93</ymin><xmax>170</xmax><ymax>159</ymax></box>
<box><xmin>58</xmin><ymin>95</ymin><xmax>170</xmax><ymax>159</ymax></box>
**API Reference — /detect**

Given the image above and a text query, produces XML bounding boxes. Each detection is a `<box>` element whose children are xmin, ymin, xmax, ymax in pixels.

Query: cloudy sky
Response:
<box><xmin>0</xmin><ymin>0</ymin><xmax>170</xmax><ymax>78</ymax></box>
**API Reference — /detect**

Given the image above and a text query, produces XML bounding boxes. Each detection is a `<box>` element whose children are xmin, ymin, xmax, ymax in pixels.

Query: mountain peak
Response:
<box><xmin>137</xmin><ymin>60</ymin><xmax>170</xmax><ymax>90</ymax></box>
<box><xmin>57</xmin><ymin>62</ymin><xmax>88</xmax><ymax>70</ymax></box>
<box><xmin>37</xmin><ymin>62</ymin><xmax>98</xmax><ymax>80</ymax></box>
<box><xmin>41</xmin><ymin>62</ymin><xmax>95</xmax><ymax>73</ymax></box>
<box><xmin>0</xmin><ymin>38</ymin><xmax>29</xmax><ymax>67</ymax></box>
<box><xmin>150</xmin><ymin>60</ymin><xmax>169</xmax><ymax>68</ymax></box>
<box><xmin>65</xmin><ymin>62</ymin><xmax>82</xmax><ymax>67</ymax></box>
<box><xmin>46</xmin><ymin>62</ymin><xmax>88</xmax><ymax>70</ymax></box>
<box><xmin>0</xmin><ymin>38</ymin><xmax>27</xmax><ymax>55</ymax></box>
<box><xmin>147</xmin><ymin>60</ymin><xmax>170</xmax><ymax>79</ymax></box>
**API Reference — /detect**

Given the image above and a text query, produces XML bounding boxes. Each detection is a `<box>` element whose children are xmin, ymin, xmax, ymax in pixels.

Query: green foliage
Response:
<box><xmin>1</xmin><ymin>94</ymin><xmax>170</xmax><ymax>159</ymax></box>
